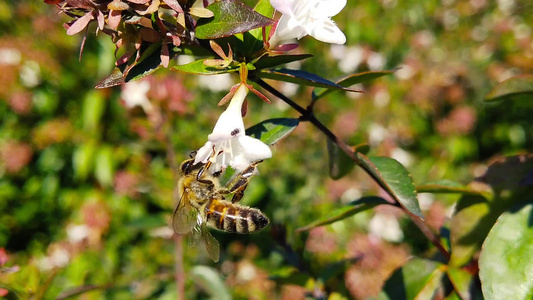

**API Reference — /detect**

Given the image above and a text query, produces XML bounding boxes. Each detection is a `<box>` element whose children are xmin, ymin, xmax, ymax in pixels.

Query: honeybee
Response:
<box><xmin>172</xmin><ymin>154</ymin><xmax>269</xmax><ymax>262</ymax></box>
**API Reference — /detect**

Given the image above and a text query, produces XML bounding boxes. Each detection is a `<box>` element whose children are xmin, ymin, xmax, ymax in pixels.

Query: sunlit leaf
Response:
<box><xmin>242</xmin><ymin>0</ymin><xmax>275</xmax><ymax>53</ymax></box>
<box><xmin>484</xmin><ymin>75</ymin><xmax>533</xmax><ymax>102</ymax></box>
<box><xmin>447</xmin><ymin>266</ymin><xmax>481</xmax><ymax>300</ymax></box>
<box><xmin>479</xmin><ymin>202</ymin><xmax>533</xmax><ymax>300</ymax></box>
<box><xmin>246</xmin><ymin>118</ymin><xmax>299</xmax><ymax>145</ymax></box>
<box><xmin>195</xmin><ymin>0</ymin><xmax>274</xmax><ymax>39</ymax></box>
<box><xmin>296</xmin><ymin>196</ymin><xmax>389</xmax><ymax>232</ymax></box>
<box><xmin>171</xmin><ymin>59</ymin><xmax>239</xmax><ymax>75</ymax></box>
<box><xmin>312</xmin><ymin>69</ymin><xmax>396</xmax><ymax>100</ymax></box>
<box><xmin>358</xmin><ymin>154</ymin><xmax>423</xmax><ymax>220</ymax></box>
<box><xmin>450</xmin><ymin>155</ymin><xmax>533</xmax><ymax>267</ymax></box>
<box><xmin>191</xmin><ymin>266</ymin><xmax>231</xmax><ymax>300</ymax></box>
<box><xmin>382</xmin><ymin>258</ymin><xmax>445</xmax><ymax>300</ymax></box>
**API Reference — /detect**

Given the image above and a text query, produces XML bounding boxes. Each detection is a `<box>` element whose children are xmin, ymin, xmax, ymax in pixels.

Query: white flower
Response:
<box><xmin>269</xmin><ymin>0</ymin><xmax>347</xmax><ymax>48</ymax></box>
<box><xmin>121</xmin><ymin>80</ymin><xmax>153</xmax><ymax>113</ymax></box>
<box><xmin>194</xmin><ymin>84</ymin><xmax>272</xmax><ymax>173</ymax></box>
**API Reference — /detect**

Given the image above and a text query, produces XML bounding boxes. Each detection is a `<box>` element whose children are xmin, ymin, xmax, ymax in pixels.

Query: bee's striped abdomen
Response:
<box><xmin>204</xmin><ymin>199</ymin><xmax>269</xmax><ymax>234</ymax></box>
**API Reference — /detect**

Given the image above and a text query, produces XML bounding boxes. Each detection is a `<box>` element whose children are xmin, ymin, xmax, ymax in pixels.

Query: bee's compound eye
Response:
<box><xmin>181</xmin><ymin>160</ymin><xmax>194</xmax><ymax>173</ymax></box>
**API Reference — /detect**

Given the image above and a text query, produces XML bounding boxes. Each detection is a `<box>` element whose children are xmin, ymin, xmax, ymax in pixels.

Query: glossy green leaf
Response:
<box><xmin>327</xmin><ymin>139</ymin><xmax>355</xmax><ymax>179</ymax></box>
<box><xmin>358</xmin><ymin>154</ymin><xmax>423</xmax><ymax>220</ymax></box>
<box><xmin>170</xmin><ymin>59</ymin><xmax>239</xmax><ymax>75</ymax></box>
<box><xmin>195</xmin><ymin>0</ymin><xmax>274</xmax><ymax>39</ymax></box>
<box><xmin>296</xmin><ymin>196</ymin><xmax>389</xmax><ymax>232</ymax></box>
<box><xmin>484</xmin><ymin>75</ymin><xmax>533</xmax><ymax>102</ymax></box>
<box><xmin>257</xmin><ymin>68</ymin><xmax>360</xmax><ymax>91</ymax></box>
<box><xmin>450</xmin><ymin>155</ymin><xmax>533</xmax><ymax>267</ymax></box>
<box><xmin>312</xmin><ymin>69</ymin><xmax>396</xmax><ymax>100</ymax></box>
<box><xmin>479</xmin><ymin>202</ymin><xmax>533</xmax><ymax>300</ymax></box>
<box><xmin>382</xmin><ymin>258</ymin><xmax>445</xmax><ymax>300</ymax></box>
<box><xmin>191</xmin><ymin>266</ymin><xmax>231</xmax><ymax>300</ymax></box>
<box><xmin>171</xmin><ymin>58</ymin><xmax>239</xmax><ymax>75</ymax></box>
<box><xmin>416</xmin><ymin>179</ymin><xmax>490</xmax><ymax>197</ymax></box>
<box><xmin>254</xmin><ymin>54</ymin><xmax>313</xmax><ymax>70</ymax></box>
<box><xmin>246</xmin><ymin>118</ymin><xmax>299</xmax><ymax>145</ymax></box>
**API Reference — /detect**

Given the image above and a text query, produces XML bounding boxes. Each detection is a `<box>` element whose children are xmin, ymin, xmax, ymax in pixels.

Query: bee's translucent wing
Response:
<box><xmin>172</xmin><ymin>194</ymin><xmax>197</xmax><ymax>234</ymax></box>
<box><xmin>187</xmin><ymin>225</ymin><xmax>201</xmax><ymax>248</ymax></box>
<box><xmin>201</xmin><ymin>224</ymin><xmax>220</xmax><ymax>263</ymax></box>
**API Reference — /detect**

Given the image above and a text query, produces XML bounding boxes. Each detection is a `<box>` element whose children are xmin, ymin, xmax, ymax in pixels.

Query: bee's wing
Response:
<box><xmin>201</xmin><ymin>224</ymin><xmax>220</xmax><ymax>263</ymax></box>
<box><xmin>172</xmin><ymin>193</ymin><xmax>198</xmax><ymax>234</ymax></box>
<box><xmin>186</xmin><ymin>225</ymin><xmax>201</xmax><ymax>248</ymax></box>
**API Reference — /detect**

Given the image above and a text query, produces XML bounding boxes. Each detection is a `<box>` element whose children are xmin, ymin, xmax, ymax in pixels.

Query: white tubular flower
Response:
<box><xmin>121</xmin><ymin>80</ymin><xmax>153</xmax><ymax>113</ymax></box>
<box><xmin>194</xmin><ymin>84</ymin><xmax>272</xmax><ymax>173</ymax></box>
<box><xmin>269</xmin><ymin>0</ymin><xmax>347</xmax><ymax>48</ymax></box>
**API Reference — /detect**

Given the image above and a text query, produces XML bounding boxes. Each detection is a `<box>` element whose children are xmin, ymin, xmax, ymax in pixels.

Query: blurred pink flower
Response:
<box><xmin>0</xmin><ymin>141</ymin><xmax>32</xmax><ymax>174</ymax></box>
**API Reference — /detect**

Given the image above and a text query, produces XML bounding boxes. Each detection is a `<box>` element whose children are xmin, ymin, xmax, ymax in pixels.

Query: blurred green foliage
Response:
<box><xmin>0</xmin><ymin>0</ymin><xmax>531</xmax><ymax>299</ymax></box>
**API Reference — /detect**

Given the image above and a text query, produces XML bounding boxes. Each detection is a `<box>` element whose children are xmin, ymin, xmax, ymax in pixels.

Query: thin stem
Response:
<box><xmin>254</xmin><ymin>78</ymin><xmax>450</xmax><ymax>261</ymax></box>
<box><xmin>161</xmin><ymin>112</ymin><xmax>186</xmax><ymax>300</ymax></box>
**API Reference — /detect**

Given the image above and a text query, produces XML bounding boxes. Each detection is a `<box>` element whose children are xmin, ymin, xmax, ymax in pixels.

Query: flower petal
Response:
<box><xmin>270</xmin><ymin>0</ymin><xmax>297</xmax><ymax>15</ymax></box>
<box><xmin>308</xmin><ymin>18</ymin><xmax>346</xmax><ymax>44</ymax></box>
<box><xmin>316</xmin><ymin>0</ymin><xmax>346</xmax><ymax>17</ymax></box>
<box><xmin>194</xmin><ymin>141</ymin><xmax>214</xmax><ymax>165</ymax></box>
<box><xmin>238</xmin><ymin>135</ymin><xmax>272</xmax><ymax>162</ymax></box>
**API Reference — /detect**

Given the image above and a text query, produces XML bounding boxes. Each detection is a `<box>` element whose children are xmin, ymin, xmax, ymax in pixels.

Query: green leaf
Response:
<box><xmin>416</xmin><ymin>179</ymin><xmax>490</xmax><ymax>197</ymax></box>
<box><xmin>484</xmin><ymin>75</ymin><xmax>533</xmax><ymax>102</ymax></box>
<box><xmin>358</xmin><ymin>154</ymin><xmax>423</xmax><ymax>220</ymax></box>
<box><xmin>171</xmin><ymin>58</ymin><xmax>239</xmax><ymax>75</ymax></box>
<box><xmin>382</xmin><ymin>258</ymin><xmax>445</xmax><ymax>300</ymax></box>
<box><xmin>94</xmin><ymin>146</ymin><xmax>115</xmax><ymax>187</ymax></box>
<box><xmin>191</xmin><ymin>266</ymin><xmax>231</xmax><ymax>300</ymax></box>
<box><xmin>254</xmin><ymin>54</ymin><xmax>313</xmax><ymax>70</ymax></box>
<box><xmin>246</xmin><ymin>118</ymin><xmax>299</xmax><ymax>145</ymax></box>
<box><xmin>327</xmin><ymin>139</ymin><xmax>355</xmax><ymax>179</ymax></box>
<box><xmin>449</xmin><ymin>154</ymin><xmax>533</xmax><ymax>267</ymax></box>
<box><xmin>243</xmin><ymin>0</ymin><xmax>275</xmax><ymax>54</ymax></box>
<box><xmin>95</xmin><ymin>43</ymin><xmax>166</xmax><ymax>88</ymax></box>
<box><xmin>447</xmin><ymin>266</ymin><xmax>482</xmax><ymax>300</ymax></box>
<box><xmin>312</xmin><ymin>69</ymin><xmax>397</xmax><ymax>101</ymax></box>
<box><xmin>82</xmin><ymin>91</ymin><xmax>105</xmax><ymax>133</ymax></box>
<box><xmin>479</xmin><ymin>202</ymin><xmax>533</xmax><ymax>300</ymax></box>
<box><xmin>257</xmin><ymin>68</ymin><xmax>360</xmax><ymax>91</ymax></box>
<box><xmin>72</xmin><ymin>142</ymin><xmax>96</xmax><ymax>181</ymax></box>
<box><xmin>195</xmin><ymin>0</ymin><xmax>274</xmax><ymax>40</ymax></box>
<box><xmin>296</xmin><ymin>196</ymin><xmax>389</xmax><ymax>232</ymax></box>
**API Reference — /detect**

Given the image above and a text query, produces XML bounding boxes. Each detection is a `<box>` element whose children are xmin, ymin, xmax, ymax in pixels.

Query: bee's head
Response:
<box><xmin>180</xmin><ymin>159</ymin><xmax>196</xmax><ymax>175</ymax></box>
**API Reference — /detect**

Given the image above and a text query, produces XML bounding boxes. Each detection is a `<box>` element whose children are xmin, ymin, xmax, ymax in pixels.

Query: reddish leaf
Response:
<box><xmin>66</xmin><ymin>11</ymin><xmax>94</xmax><ymax>35</ymax></box>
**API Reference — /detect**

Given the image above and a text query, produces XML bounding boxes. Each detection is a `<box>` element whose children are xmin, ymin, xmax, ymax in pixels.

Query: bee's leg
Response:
<box><xmin>225</xmin><ymin>160</ymin><xmax>262</xmax><ymax>203</ymax></box>
<box><xmin>196</xmin><ymin>145</ymin><xmax>217</xmax><ymax>182</ymax></box>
